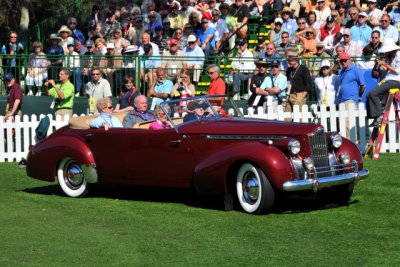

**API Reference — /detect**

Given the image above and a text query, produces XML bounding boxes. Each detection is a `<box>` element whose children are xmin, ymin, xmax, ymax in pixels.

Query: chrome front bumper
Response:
<box><xmin>283</xmin><ymin>161</ymin><xmax>369</xmax><ymax>192</ymax></box>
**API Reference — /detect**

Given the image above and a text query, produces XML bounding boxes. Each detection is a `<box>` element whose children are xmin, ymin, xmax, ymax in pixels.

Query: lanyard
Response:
<box><xmin>290</xmin><ymin>65</ymin><xmax>300</xmax><ymax>80</ymax></box>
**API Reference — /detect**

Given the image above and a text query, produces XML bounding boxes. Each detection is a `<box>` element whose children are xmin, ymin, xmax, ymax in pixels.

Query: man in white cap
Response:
<box><xmin>366</xmin><ymin>0</ymin><xmax>382</xmax><ymax>27</ymax></box>
<box><xmin>367</xmin><ymin>39</ymin><xmax>400</xmax><ymax>127</ymax></box>
<box><xmin>99</xmin><ymin>42</ymin><xmax>123</xmax><ymax>92</ymax></box>
<box><xmin>350</xmin><ymin>11</ymin><xmax>372</xmax><ymax>46</ymax></box>
<box><xmin>270</xmin><ymin>17</ymin><xmax>285</xmax><ymax>46</ymax></box>
<box><xmin>373</xmin><ymin>14</ymin><xmax>399</xmax><ymax>43</ymax></box>
<box><xmin>340</xmin><ymin>28</ymin><xmax>362</xmax><ymax>57</ymax></box>
<box><xmin>183</xmin><ymin>34</ymin><xmax>205</xmax><ymax>83</ymax></box>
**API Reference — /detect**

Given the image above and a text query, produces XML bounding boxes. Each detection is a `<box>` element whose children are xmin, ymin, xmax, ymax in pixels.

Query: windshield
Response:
<box><xmin>159</xmin><ymin>95</ymin><xmax>244</xmax><ymax>128</ymax></box>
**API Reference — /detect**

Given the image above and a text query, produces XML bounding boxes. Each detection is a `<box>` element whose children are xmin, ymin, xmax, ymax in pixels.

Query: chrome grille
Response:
<box><xmin>309</xmin><ymin>129</ymin><xmax>330</xmax><ymax>169</ymax></box>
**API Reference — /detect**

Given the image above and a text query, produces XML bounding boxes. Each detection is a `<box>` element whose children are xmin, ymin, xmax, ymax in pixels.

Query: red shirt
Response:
<box><xmin>319</xmin><ymin>24</ymin><xmax>342</xmax><ymax>41</ymax></box>
<box><xmin>208</xmin><ymin>77</ymin><xmax>226</xmax><ymax>106</ymax></box>
<box><xmin>7</xmin><ymin>82</ymin><xmax>23</xmax><ymax>111</ymax></box>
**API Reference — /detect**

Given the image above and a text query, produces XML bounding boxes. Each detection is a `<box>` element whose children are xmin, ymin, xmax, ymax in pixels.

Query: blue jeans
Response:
<box><xmin>233</xmin><ymin>72</ymin><xmax>252</xmax><ymax>94</ymax></box>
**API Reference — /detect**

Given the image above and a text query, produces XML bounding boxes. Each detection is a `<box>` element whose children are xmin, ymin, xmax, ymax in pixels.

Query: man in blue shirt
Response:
<box><xmin>196</xmin><ymin>17</ymin><xmax>216</xmax><ymax>57</ymax></box>
<box><xmin>350</xmin><ymin>12</ymin><xmax>372</xmax><ymax>47</ymax></box>
<box><xmin>336</xmin><ymin>52</ymin><xmax>366</xmax><ymax>105</ymax></box>
<box><xmin>336</xmin><ymin>52</ymin><xmax>366</xmax><ymax>137</ymax></box>
<box><xmin>147</xmin><ymin>68</ymin><xmax>174</xmax><ymax>107</ymax></box>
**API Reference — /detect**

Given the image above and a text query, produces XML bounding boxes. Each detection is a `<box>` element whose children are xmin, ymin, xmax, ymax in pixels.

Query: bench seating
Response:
<box><xmin>68</xmin><ymin>111</ymin><xmax>129</xmax><ymax>129</ymax></box>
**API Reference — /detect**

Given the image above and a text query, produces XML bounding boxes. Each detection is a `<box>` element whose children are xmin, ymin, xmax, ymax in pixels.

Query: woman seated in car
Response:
<box><xmin>90</xmin><ymin>97</ymin><xmax>123</xmax><ymax>131</ymax></box>
<box><xmin>149</xmin><ymin>105</ymin><xmax>172</xmax><ymax>130</ymax></box>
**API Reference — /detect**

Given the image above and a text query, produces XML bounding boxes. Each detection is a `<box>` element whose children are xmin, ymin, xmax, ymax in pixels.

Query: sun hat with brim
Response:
<box><xmin>50</xmin><ymin>33</ymin><xmax>62</xmax><ymax>40</ymax></box>
<box><xmin>378</xmin><ymin>38</ymin><xmax>400</xmax><ymax>53</ymax></box>
<box><xmin>188</xmin><ymin>101</ymin><xmax>207</xmax><ymax>111</ymax></box>
<box><xmin>281</xmin><ymin>6</ymin><xmax>292</xmax><ymax>14</ymax></box>
<box><xmin>57</xmin><ymin>25</ymin><xmax>72</xmax><ymax>36</ymax></box>
<box><xmin>125</xmin><ymin>45</ymin><xmax>139</xmax><ymax>53</ymax></box>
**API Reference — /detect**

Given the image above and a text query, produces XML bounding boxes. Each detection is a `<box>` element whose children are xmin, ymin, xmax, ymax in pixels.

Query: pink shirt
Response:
<box><xmin>149</xmin><ymin>120</ymin><xmax>171</xmax><ymax>130</ymax></box>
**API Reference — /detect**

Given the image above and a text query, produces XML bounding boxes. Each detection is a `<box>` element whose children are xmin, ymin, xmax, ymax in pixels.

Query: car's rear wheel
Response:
<box><xmin>57</xmin><ymin>157</ymin><xmax>89</xmax><ymax>197</ymax></box>
<box><xmin>236</xmin><ymin>163</ymin><xmax>275</xmax><ymax>214</ymax></box>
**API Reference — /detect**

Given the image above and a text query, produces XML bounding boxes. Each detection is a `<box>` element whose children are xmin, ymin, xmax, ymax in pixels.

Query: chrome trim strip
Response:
<box><xmin>282</xmin><ymin>170</ymin><xmax>369</xmax><ymax>191</ymax></box>
<box><xmin>204</xmin><ymin>135</ymin><xmax>288</xmax><ymax>140</ymax></box>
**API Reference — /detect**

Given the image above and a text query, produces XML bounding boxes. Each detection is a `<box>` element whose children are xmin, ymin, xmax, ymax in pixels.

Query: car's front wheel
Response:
<box><xmin>236</xmin><ymin>163</ymin><xmax>275</xmax><ymax>214</ymax></box>
<box><xmin>57</xmin><ymin>157</ymin><xmax>89</xmax><ymax>197</ymax></box>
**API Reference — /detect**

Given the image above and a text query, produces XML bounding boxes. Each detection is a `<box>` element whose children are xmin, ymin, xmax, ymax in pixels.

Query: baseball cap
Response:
<box><xmin>358</xmin><ymin>11</ymin><xmax>368</xmax><ymax>17</ymax></box>
<box><xmin>5</xmin><ymin>73</ymin><xmax>14</xmax><ymax>81</ymax></box>
<box><xmin>170</xmin><ymin>39</ymin><xmax>179</xmax><ymax>46</ymax></box>
<box><xmin>343</xmin><ymin>28</ymin><xmax>351</xmax><ymax>36</ymax></box>
<box><xmin>188</xmin><ymin>35</ymin><xmax>196</xmax><ymax>42</ymax></box>
<box><xmin>256</xmin><ymin>58</ymin><xmax>269</xmax><ymax>65</ymax></box>
<box><xmin>67</xmin><ymin>40</ymin><xmax>75</xmax><ymax>47</ymax></box>
<box><xmin>238</xmin><ymin>39</ymin><xmax>248</xmax><ymax>46</ymax></box>
<box><xmin>320</xmin><ymin>60</ymin><xmax>331</xmax><ymax>68</ymax></box>
<box><xmin>274</xmin><ymin>18</ymin><xmax>283</xmax><ymax>24</ymax></box>
<box><xmin>271</xmin><ymin>59</ymin><xmax>280</xmax><ymax>67</ymax></box>
<box><xmin>339</xmin><ymin>52</ymin><xmax>350</xmax><ymax>60</ymax></box>
<box><xmin>327</xmin><ymin>15</ymin><xmax>335</xmax><ymax>23</ymax></box>
<box><xmin>86</xmin><ymin>40</ymin><xmax>94</xmax><ymax>47</ymax></box>
<box><xmin>106</xmin><ymin>43</ymin><xmax>115</xmax><ymax>49</ymax></box>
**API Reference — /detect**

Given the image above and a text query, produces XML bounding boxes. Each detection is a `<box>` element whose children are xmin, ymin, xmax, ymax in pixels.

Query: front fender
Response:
<box><xmin>193</xmin><ymin>142</ymin><xmax>294</xmax><ymax>195</ymax></box>
<box><xmin>336</xmin><ymin>138</ymin><xmax>364</xmax><ymax>169</ymax></box>
<box><xmin>27</xmin><ymin>136</ymin><xmax>95</xmax><ymax>182</ymax></box>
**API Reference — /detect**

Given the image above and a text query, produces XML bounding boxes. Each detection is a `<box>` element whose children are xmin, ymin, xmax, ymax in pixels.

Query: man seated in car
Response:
<box><xmin>90</xmin><ymin>97</ymin><xmax>123</xmax><ymax>131</ymax></box>
<box><xmin>183</xmin><ymin>101</ymin><xmax>208</xmax><ymax>122</ymax></box>
<box><xmin>123</xmin><ymin>95</ymin><xmax>156</xmax><ymax>128</ymax></box>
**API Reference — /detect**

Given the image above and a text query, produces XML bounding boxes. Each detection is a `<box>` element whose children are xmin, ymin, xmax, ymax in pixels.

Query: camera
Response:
<box><xmin>177</xmin><ymin>86</ymin><xmax>185</xmax><ymax>93</ymax></box>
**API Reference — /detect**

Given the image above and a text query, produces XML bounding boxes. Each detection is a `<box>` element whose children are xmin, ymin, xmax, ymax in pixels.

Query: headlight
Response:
<box><xmin>303</xmin><ymin>157</ymin><xmax>315</xmax><ymax>171</ymax></box>
<box><xmin>331</xmin><ymin>132</ymin><xmax>342</xmax><ymax>149</ymax></box>
<box><xmin>288</xmin><ymin>138</ymin><xmax>301</xmax><ymax>155</ymax></box>
<box><xmin>339</xmin><ymin>152</ymin><xmax>350</xmax><ymax>164</ymax></box>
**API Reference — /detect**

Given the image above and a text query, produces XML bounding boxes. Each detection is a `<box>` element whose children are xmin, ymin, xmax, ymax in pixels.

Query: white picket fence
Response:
<box><xmin>1</xmin><ymin>103</ymin><xmax>399</xmax><ymax>162</ymax></box>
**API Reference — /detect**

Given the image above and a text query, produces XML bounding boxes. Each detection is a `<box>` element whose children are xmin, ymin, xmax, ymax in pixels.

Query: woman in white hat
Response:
<box><xmin>314</xmin><ymin>60</ymin><xmax>338</xmax><ymax>106</ymax></box>
<box><xmin>366</xmin><ymin>39</ymin><xmax>400</xmax><ymax>127</ymax></box>
<box><xmin>57</xmin><ymin>25</ymin><xmax>74</xmax><ymax>54</ymax></box>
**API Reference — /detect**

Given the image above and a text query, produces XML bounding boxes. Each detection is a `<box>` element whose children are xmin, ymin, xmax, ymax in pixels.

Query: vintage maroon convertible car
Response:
<box><xmin>26</xmin><ymin>96</ymin><xmax>368</xmax><ymax>214</ymax></box>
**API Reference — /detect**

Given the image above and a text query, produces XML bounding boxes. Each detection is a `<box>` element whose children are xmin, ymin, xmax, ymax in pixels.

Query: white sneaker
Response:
<box><xmin>35</xmin><ymin>91</ymin><xmax>42</xmax><ymax>96</ymax></box>
<box><xmin>75</xmin><ymin>92</ymin><xmax>80</xmax><ymax>97</ymax></box>
<box><xmin>27</xmin><ymin>90</ymin><xmax>33</xmax><ymax>96</ymax></box>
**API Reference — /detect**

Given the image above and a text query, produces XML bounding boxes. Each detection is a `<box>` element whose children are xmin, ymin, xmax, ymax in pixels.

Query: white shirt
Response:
<box><xmin>63</xmin><ymin>51</ymin><xmax>80</xmax><ymax>68</ymax></box>
<box><xmin>385</xmin><ymin>50</ymin><xmax>400</xmax><ymax>82</ymax></box>
<box><xmin>209</xmin><ymin>19</ymin><xmax>229</xmax><ymax>42</ymax></box>
<box><xmin>231</xmin><ymin>49</ymin><xmax>256</xmax><ymax>72</ymax></box>
<box><xmin>367</xmin><ymin>8</ymin><xmax>383</xmax><ymax>26</ymax></box>
<box><xmin>314</xmin><ymin>74</ymin><xmax>338</xmax><ymax>105</ymax></box>
<box><xmin>313</xmin><ymin>7</ymin><xmax>331</xmax><ymax>24</ymax></box>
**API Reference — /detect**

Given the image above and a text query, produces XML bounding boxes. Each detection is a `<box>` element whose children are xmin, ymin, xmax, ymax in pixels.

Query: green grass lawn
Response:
<box><xmin>0</xmin><ymin>155</ymin><xmax>399</xmax><ymax>266</ymax></box>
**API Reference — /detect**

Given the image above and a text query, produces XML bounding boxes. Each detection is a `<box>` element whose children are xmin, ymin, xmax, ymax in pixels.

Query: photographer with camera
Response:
<box><xmin>171</xmin><ymin>69</ymin><xmax>195</xmax><ymax>113</ymax></box>
<box><xmin>45</xmin><ymin>68</ymin><xmax>75</xmax><ymax>120</ymax></box>
<box><xmin>367</xmin><ymin>39</ymin><xmax>400</xmax><ymax>127</ymax></box>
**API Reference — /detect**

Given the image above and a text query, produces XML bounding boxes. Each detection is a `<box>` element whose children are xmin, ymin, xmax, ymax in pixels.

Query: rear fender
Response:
<box><xmin>27</xmin><ymin>136</ymin><xmax>95</xmax><ymax>182</ymax></box>
<box><xmin>193</xmin><ymin>142</ymin><xmax>294</xmax><ymax>195</ymax></box>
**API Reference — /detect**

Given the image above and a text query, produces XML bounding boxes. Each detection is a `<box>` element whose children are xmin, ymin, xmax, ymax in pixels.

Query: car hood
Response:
<box><xmin>178</xmin><ymin>118</ymin><xmax>323</xmax><ymax>137</ymax></box>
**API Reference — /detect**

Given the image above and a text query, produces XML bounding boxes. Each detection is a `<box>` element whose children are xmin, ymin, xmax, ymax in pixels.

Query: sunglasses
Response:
<box><xmin>380</xmin><ymin>20</ymin><xmax>388</xmax><ymax>22</ymax></box>
<box><xmin>299</xmin><ymin>22</ymin><xmax>306</xmax><ymax>24</ymax></box>
<box><xmin>208</xmin><ymin>71</ymin><xmax>215</xmax><ymax>75</ymax></box>
<box><xmin>180</xmin><ymin>76</ymin><xmax>188</xmax><ymax>79</ymax></box>
<box><xmin>149</xmin><ymin>16</ymin><xmax>155</xmax><ymax>19</ymax></box>
<box><xmin>105</xmin><ymin>106</ymin><xmax>113</xmax><ymax>109</ymax></box>
<box><xmin>202</xmin><ymin>21</ymin><xmax>208</xmax><ymax>24</ymax></box>
<box><xmin>340</xmin><ymin>59</ymin><xmax>348</xmax><ymax>63</ymax></box>
<box><xmin>275</xmin><ymin>23</ymin><xmax>282</xmax><ymax>26</ymax></box>
<box><xmin>272</xmin><ymin>65</ymin><xmax>280</xmax><ymax>68</ymax></box>
<box><xmin>321</xmin><ymin>66</ymin><xmax>330</xmax><ymax>70</ymax></box>
<box><xmin>212</xmin><ymin>13</ymin><xmax>219</xmax><ymax>16</ymax></box>
<box><xmin>10</xmin><ymin>36</ymin><xmax>17</xmax><ymax>38</ymax></box>
<box><xmin>359</xmin><ymin>16</ymin><xmax>366</xmax><ymax>18</ymax></box>
<box><xmin>92</xmin><ymin>73</ymin><xmax>101</xmax><ymax>76</ymax></box>
<box><xmin>306</xmin><ymin>32</ymin><xmax>313</xmax><ymax>35</ymax></box>
<box><xmin>349</xmin><ymin>13</ymin><xmax>357</xmax><ymax>16</ymax></box>
<box><xmin>69</xmin><ymin>22</ymin><xmax>76</xmax><ymax>25</ymax></box>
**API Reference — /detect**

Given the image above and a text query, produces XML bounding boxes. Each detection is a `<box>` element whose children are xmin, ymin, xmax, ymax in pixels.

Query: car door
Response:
<box><xmin>82</xmin><ymin>127</ymin><xmax>130</xmax><ymax>182</ymax></box>
<box><xmin>122</xmin><ymin>128</ymin><xmax>195</xmax><ymax>188</ymax></box>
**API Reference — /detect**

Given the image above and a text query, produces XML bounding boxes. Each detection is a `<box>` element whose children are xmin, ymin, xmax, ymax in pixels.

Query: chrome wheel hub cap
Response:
<box><xmin>243</xmin><ymin>172</ymin><xmax>260</xmax><ymax>204</ymax></box>
<box><xmin>65</xmin><ymin>163</ymin><xmax>84</xmax><ymax>189</ymax></box>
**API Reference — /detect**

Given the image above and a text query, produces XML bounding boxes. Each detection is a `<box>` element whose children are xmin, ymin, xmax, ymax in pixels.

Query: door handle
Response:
<box><xmin>85</xmin><ymin>133</ymin><xmax>93</xmax><ymax>142</ymax></box>
<box><xmin>170</xmin><ymin>140</ymin><xmax>181</xmax><ymax>146</ymax></box>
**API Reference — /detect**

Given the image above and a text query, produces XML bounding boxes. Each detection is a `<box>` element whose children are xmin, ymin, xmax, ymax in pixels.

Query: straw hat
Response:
<box><xmin>378</xmin><ymin>39</ymin><xmax>400</xmax><ymax>53</ymax></box>
<box><xmin>57</xmin><ymin>25</ymin><xmax>72</xmax><ymax>36</ymax></box>
<box><xmin>281</xmin><ymin>6</ymin><xmax>293</xmax><ymax>14</ymax></box>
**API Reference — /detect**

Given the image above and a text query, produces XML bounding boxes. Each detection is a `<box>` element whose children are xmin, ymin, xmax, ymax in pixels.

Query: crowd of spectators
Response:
<box><xmin>2</xmin><ymin>0</ymin><xmax>400</xmax><ymax>125</ymax></box>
